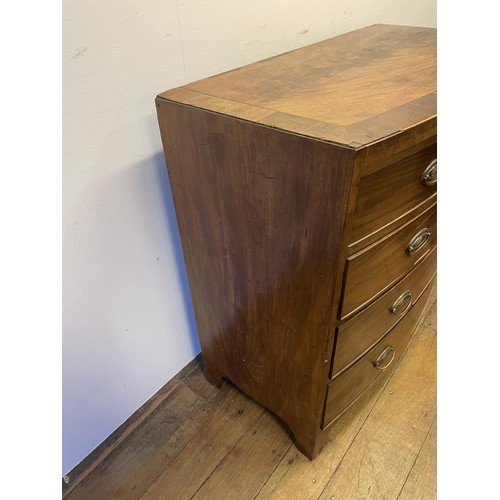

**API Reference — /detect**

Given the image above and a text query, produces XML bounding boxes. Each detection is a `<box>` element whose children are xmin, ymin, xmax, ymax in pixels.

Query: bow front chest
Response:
<box><xmin>156</xmin><ymin>24</ymin><xmax>437</xmax><ymax>459</ymax></box>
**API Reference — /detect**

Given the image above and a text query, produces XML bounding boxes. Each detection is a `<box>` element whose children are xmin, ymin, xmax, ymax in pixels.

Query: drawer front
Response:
<box><xmin>341</xmin><ymin>204</ymin><xmax>437</xmax><ymax>319</ymax></box>
<box><xmin>331</xmin><ymin>246</ymin><xmax>436</xmax><ymax>378</ymax></box>
<box><xmin>349</xmin><ymin>143</ymin><xmax>437</xmax><ymax>249</ymax></box>
<box><xmin>323</xmin><ymin>281</ymin><xmax>433</xmax><ymax>429</ymax></box>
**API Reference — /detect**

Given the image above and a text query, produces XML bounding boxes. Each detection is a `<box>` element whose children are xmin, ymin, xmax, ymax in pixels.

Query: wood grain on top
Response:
<box><xmin>158</xmin><ymin>24</ymin><xmax>437</xmax><ymax>148</ymax></box>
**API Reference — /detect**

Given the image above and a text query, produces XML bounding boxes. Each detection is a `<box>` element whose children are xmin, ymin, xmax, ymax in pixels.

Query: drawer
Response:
<box><xmin>340</xmin><ymin>203</ymin><xmax>437</xmax><ymax>319</ymax></box>
<box><xmin>323</xmin><ymin>280</ymin><xmax>433</xmax><ymax>429</ymax></box>
<box><xmin>349</xmin><ymin>143</ymin><xmax>437</xmax><ymax>253</ymax></box>
<box><xmin>331</xmin><ymin>246</ymin><xmax>436</xmax><ymax>378</ymax></box>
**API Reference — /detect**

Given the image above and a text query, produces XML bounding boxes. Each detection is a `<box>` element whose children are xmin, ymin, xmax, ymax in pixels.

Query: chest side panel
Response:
<box><xmin>157</xmin><ymin>98</ymin><xmax>355</xmax><ymax>450</ymax></box>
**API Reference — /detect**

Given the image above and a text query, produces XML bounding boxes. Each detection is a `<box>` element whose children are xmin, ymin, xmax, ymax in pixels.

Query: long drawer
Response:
<box><xmin>323</xmin><ymin>280</ymin><xmax>433</xmax><ymax>429</ymax></box>
<box><xmin>331</xmin><ymin>246</ymin><xmax>436</xmax><ymax>378</ymax></box>
<box><xmin>349</xmin><ymin>143</ymin><xmax>437</xmax><ymax>250</ymax></box>
<box><xmin>340</xmin><ymin>204</ymin><xmax>437</xmax><ymax>319</ymax></box>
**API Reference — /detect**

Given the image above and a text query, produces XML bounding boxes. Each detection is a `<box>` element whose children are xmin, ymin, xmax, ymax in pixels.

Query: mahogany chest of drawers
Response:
<box><xmin>156</xmin><ymin>24</ymin><xmax>437</xmax><ymax>459</ymax></box>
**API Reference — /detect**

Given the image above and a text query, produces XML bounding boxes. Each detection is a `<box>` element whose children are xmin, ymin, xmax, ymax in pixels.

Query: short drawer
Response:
<box><xmin>323</xmin><ymin>281</ymin><xmax>433</xmax><ymax>429</ymax></box>
<box><xmin>340</xmin><ymin>204</ymin><xmax>437</xmax><ymax>319</ymax></box>
<box><xmin>349</xmin><ymin>143</ymin><xmax>437</xmax><ymax>251</ymax></box>
<box><xmin>331</xmin><ymin>246</ymin><xmax>436</xmax><ymax>378</ymax></box>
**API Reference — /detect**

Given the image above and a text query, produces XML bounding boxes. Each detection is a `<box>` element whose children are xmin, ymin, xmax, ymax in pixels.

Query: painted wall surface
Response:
<box><xmin>62</xmin><ymin>0</ymin><xmax>436</xmax><ymax>475</ymax></box>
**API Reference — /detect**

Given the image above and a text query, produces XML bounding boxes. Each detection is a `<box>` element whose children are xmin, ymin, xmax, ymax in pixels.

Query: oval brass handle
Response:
<box><xmin>421</xmin><ymin>159</ymin><xmax>437</xmax><ymax>186</ymax></box>
<box><xmin>374</xmin><ymin>346</ymin><xmax>395</xmax><ymax>370</ymax></box>
<box><xmin>407</xmin><ymin>228</ymin><xmax>430</xmax><ymax>255</ymax></box>
<box><xmin>390</xmin><ymin>290</ymin><xmax>412</xmax><ymax>316</ymax></box>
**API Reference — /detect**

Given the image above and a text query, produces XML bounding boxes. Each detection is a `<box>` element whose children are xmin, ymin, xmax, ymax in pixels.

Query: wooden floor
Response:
<box><xmin>64</xmin><ymin>287</ymin><xmax>437</xmax><ymax>500</ymax></box>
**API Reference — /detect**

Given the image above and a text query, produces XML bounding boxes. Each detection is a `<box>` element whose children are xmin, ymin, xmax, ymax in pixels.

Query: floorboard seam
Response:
<box><xmin>251</xmin><ymin>441</ymin><xmax>295</xmax><ymax>499</ymax></box>
<box><xmin>395</xmin><ymin>421</ymin><xmax>435</xmax><ymax>500</ymax></box>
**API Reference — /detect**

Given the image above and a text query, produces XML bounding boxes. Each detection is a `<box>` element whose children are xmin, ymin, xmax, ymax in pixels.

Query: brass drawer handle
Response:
<box><xmin>374</xmin><ymin>346</ymin><xmax>395</xmax><ymax>370</ymax></box>
<box><xmin>406</xmin><ymin>228</ymin><xmax>430</xmax><ymax>255</ymax></box>
<box><xmin>390</xmin><ymin>290</ymin><xmax>412</xmax><ymax>316</ymax></box>
<box><xmin>421</xmin><ymin>159</ymin><xmax>437</xmax><ymax>186</ymax></box>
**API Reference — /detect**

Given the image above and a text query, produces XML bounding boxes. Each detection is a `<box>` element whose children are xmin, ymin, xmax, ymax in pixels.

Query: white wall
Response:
<box><xmin>62</xmin><ymin>0</ymin><xmax>436</xmax><ymax>475</ymax></box>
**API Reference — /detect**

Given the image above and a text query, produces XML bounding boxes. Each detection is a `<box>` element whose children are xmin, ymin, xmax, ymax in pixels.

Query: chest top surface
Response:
<box><xmin>158</xmin><ymin>24</ymin><xmax>436</xmax><ymax>148</ymax></box>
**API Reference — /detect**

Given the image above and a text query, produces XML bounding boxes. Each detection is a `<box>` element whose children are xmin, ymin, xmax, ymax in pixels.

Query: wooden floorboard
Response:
<box><xmin>397</xmin><ymin>421</ymin><xmax>437</xmax><ymax>500</ymax></box>
<box><xmin>141</xmin><ymin>390</ymin><xmax>263</xmax><ymax>499</ymax></box>
<box><xmin>65</xmin><ymin>287</ymin><xmax>437</xmax><ymax>500</ymax></box>
<box><xmin>191</xmin><ymin>410</ymin><xmax>292</xmax><ymax>500</ymax></box>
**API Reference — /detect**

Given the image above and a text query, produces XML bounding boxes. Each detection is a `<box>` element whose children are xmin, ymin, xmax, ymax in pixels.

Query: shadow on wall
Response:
<box><xmin>150</xmin><ymin>150</ymin><xmax>200</xmax><ymax>354</ymax></box>
<box><xmin>62</xmin><ymin>146</ymin><xmax>201</xmax><ymax>475</ymax></box>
